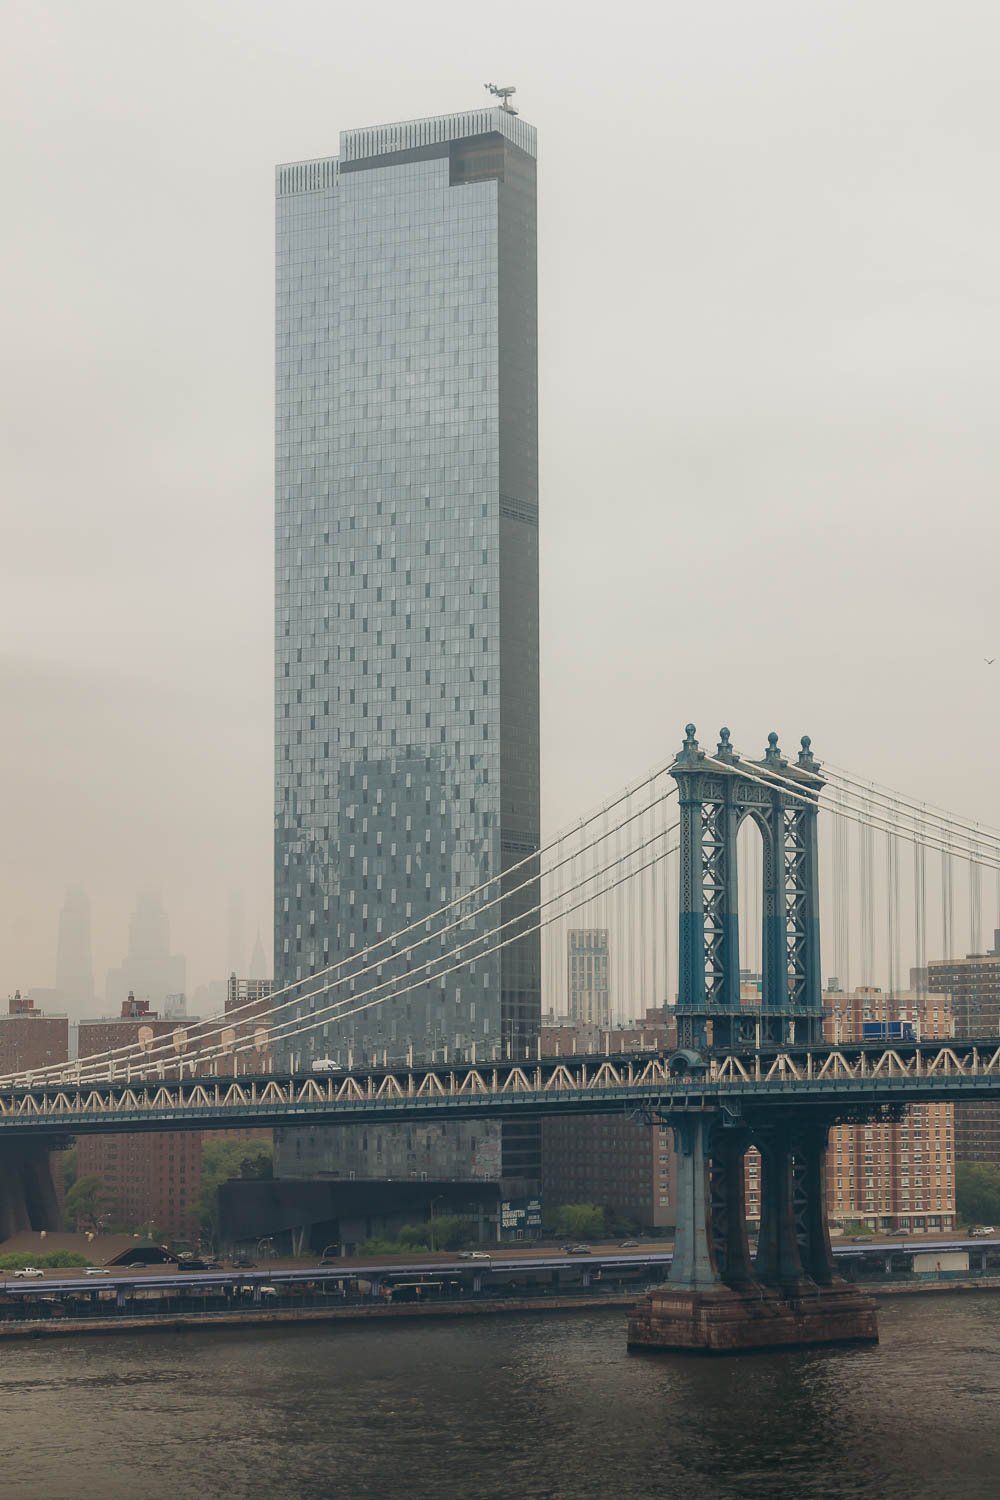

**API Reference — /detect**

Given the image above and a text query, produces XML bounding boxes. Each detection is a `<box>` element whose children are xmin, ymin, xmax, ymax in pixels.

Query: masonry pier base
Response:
<box><xmin>630</xmin><ymin>1107</ymin><xmax>878</xmax><ymax>1354</ymax></box>
<box><xmin>627</xmin><ymin>1281</ymin><xmax>877</xmax><ymax>1354</ymax></box>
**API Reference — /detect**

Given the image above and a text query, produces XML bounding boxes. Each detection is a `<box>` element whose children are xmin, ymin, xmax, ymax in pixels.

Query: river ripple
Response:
<box><xmin>0</xmin><ymin>1294</ymin><xmax>997</xmax><ymax>1499</ymax></box>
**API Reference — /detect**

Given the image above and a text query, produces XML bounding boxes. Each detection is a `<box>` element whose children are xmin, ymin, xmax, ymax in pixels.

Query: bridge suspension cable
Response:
<box><xmin>825</xmin><ymin>761</ymin><xmax>1000</xmax><ymax>846</ymax></box>
<box><xmin>15</xmin><ymin>779</ymin><xmax>681</xmax><ymax>1086</ymax></box>
<box><xmin>3</xmin><ymin>760</ymin><xmax>679</xmax><ymax>1087</ymax></box>
<box><xmin>54</xmin><ymin>818</ymin><xmax>682</xmax><ymax>1083</ymax></box>
<box><xmin>702</xmin><ymin>755</ymin><xmax>1000</xmax><ymax>874</ymax></box>
<box><xmin>229</xmin><ymin>828</ymin><xmax>681</xmax><ymax>1069</ymax></box>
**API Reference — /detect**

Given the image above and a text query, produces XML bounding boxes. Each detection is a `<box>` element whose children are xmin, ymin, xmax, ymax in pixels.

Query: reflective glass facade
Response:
<box><xmin>275</xmin><ymin>110</ymin><xmax>540</xmax><ymax>1185</ymax></box>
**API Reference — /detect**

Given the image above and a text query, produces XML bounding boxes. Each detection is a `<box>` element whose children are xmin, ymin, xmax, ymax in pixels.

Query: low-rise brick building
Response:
<box><xmin>541</xmin><ymin>1010</ymin><xmax>677</xmax><ymax>1232</ymax></box>
<box><xmin>0</xmin><ymin>993</ymin><xmax>69</xmax><ymax>1073</ymax></box>
<box><xmin>928</xmin><ymin>932</ymin><xmax>1000</xmax><ymax>1165</ymax></box>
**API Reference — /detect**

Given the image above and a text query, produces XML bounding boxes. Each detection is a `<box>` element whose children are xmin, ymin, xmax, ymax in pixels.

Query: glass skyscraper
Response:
<box><xmin>274</xmin><ymin>108</ymin><xmax>540</xmax><ymax>1187</ymax></box>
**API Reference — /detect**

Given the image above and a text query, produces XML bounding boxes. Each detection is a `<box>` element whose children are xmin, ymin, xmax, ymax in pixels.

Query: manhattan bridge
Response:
<box><xmin>4</xmin><ymin>725</ymin><xmax>1000</xmax><ymax>1349</ymax></box>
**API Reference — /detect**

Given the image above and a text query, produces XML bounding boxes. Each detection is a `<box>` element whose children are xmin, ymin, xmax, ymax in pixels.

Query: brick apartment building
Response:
<box><xmin>222</xmin><ymin>975</ymin><xmax>273</xmax><ymax>1074</ymax></box>
<box><xmin>821</xmin><ymin>987</ymin><xmax>955</xmax><ymax>1233</ymax></box>
<box><xmin>541</xmin><ymin>1009</ymin><xmax>677</xmax><ymax>1232</ymax></box>
<box><xmin>928</xmin><ymin>931</ymin><xmax>1000</xmax><ymax>1164</ymax></box>
<box><xmin>75</xmin><ymin>992</ymin><xmax>270</xmax><ymax>1243</ymax></box>
<box><xmin>0</xmin><ymin>992</ymin><xmax>69</xmax><ymax>1073</ymax></box>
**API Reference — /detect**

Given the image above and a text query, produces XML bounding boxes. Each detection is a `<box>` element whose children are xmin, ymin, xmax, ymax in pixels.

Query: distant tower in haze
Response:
<box><xmin>55</xmin><ymin>886</ymin><xmax>95</xmax><ymax>1013</ymax></box>
<box><xmin>249</xmin><ymin>928</ymin><xmax>269</xmax><ymax>981</ymax></box>
<box><xmin>105</xmin><ymin>890</ymin><xmax>186</xmax><ymax>1012</ymax></box>
<box><xmin>227</xmin><ymin>890</ymin><xmax>247</xmax><ymax>979</ymax></box>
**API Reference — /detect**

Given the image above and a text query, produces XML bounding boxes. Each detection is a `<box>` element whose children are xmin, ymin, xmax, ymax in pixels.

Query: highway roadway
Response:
<box><xmin>3</xmin><ymin>1236</ymin><xmax>999</xmax><ymax>1297</ymax></box>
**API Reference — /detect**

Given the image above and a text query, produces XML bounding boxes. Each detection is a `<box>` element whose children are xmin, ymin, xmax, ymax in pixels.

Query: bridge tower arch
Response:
<box><xmin>672</xmin><ymin>724</ymin><xmax>825</xmax><ymax>1052</ymax></box>
<box><xmin>628</xmin><ymin>723</ymin><xmax>878</xmax><ymax>1353</ymax></box>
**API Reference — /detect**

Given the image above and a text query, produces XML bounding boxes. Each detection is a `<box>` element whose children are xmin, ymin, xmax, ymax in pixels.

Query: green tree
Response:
<box><xmin>397</xmin><ymin>1215</ymin><xmax>470</xmax><ymax>1251</ymax></box>
<box><xmin>64</xmin><ymin>1174</ymin><xmax>108</xmax><ymax>1231</ymax></box>
<box><xmin>956</xmin><ymin>1163</ymin><xmax>1000</xmax><ymax>1226</ymax></box>
<box><xmin>198</xmin><ymin>1138</ymin><xmax>274</xmax><ymax>1241</ymax></box>
<box><xmin>548</xmin><ymin>1204</ymin><xmax>607</xmax><ymax>1241</ymax></box>
<box><xmin>357</xmin><ymin>1235</ymin><xmax>399</xmax><ymax>1255</ymax></box>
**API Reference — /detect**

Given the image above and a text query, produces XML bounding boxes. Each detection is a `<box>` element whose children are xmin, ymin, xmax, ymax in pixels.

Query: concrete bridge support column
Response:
<box><xmin>793</xmin><ymin>1125</ymin><xmax>839</xmax><ymax>1286</ymax></box>
<box><xmin>0</xmin><ymin>1144</ymin><xmax>62</xmax><ymax>1240</ymax></box>
<box><xmin>755</xmin><ymin>1128</ymin><xmax>808</xmax><ymax>1288</ymax></box>
<box><xmin>666</xmin><ymin>1115</ymin><xmax>718</xmax><ymax>1288</ymax></box>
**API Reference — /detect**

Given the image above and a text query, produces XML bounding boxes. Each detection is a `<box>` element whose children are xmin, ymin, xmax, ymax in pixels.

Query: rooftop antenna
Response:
<box><xmin>485</xmin><ymin>83</ymin><xmax>518</xmax><ymax>115</ymax></box>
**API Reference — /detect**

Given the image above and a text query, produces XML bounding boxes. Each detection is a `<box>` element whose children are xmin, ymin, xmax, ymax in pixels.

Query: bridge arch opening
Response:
<box><xmin>736</xmin><ymin>812</ymin><xmax>765</xmax><ymax>1011</ymax></box>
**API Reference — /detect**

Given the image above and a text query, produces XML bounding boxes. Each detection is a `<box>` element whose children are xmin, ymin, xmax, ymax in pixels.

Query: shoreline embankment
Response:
<box><xmin>0</xmin><ymin>1276</ymin><xmax>998</xmax><ymax>1341</ymax></box>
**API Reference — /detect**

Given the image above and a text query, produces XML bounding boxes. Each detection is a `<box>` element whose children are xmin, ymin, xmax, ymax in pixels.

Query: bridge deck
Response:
<box><xmin>0</xmin><ymin>1039</ymin><xmax>999</xmax><ymax>1137</ymax></box>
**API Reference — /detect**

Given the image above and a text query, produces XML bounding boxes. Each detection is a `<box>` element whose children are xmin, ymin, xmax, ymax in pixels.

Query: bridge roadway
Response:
<box><xmin>2</xmin><ymin>1038</ymin><xmax>1000</xmax><ymax>1139</ymax></box>
<box><xmin>1</xmin><ymin>1237</ymin><xmax>998</xmax><ymax>1307</ymax></box>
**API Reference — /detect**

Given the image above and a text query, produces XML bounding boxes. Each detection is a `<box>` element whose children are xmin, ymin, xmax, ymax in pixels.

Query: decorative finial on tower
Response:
<box><xmin>677</xmin><ymin>723</ymin><xmax>703</xmax><ymax>764</ymax></box>
<box><xmin>716</xmin><ymin>727</ymin><xmax>738</xmax><ymax>761</ymax></box>
<box><xmin>797</xmin><ymin>734</ymin><xmax>818</xmax><ymax>770</ymax></box>
<box><xmin>764</xmin><ymin>731</ymin><xmax>785</xmax><ymax>766</ymax></box>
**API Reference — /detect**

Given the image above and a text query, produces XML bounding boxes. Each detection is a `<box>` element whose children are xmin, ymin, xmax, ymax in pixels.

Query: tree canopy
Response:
<box><xmin>63</xmin><ymin>1174</ymin><xmax>109</xmax><ymax>1232</ymax></box>
<box><xmin>956</xmin><ymin>1162</ymin><xmax>1000</xmax><ymax>1226</ymax></box>
<box><xmin>545</xmin><ymin>1204</ymin><xmax>607</xmax><ymax>1240</ymax></box>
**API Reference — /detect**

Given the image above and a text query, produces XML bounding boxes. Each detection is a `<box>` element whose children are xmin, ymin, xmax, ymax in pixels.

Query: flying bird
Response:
<box><xmin>986</xmin><ymin>658</ymin><xmax>996</xmax><ymax>665</ymax></box>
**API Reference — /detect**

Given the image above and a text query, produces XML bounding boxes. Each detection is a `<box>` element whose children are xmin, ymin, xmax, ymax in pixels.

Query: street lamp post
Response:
<box><xmin>429</xmin><ymin>1195</ymin><xmax>446</xmax><ymax>1252</ymax></box>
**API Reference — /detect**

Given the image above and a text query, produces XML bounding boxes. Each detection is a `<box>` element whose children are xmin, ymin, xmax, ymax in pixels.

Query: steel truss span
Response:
<box><xmin>1</xmin><ymin>1039</ymin><xmax>1000</xmax><ymax>1140</ymax></box>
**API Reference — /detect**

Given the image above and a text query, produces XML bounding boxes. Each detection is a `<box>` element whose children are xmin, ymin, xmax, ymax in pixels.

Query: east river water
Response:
<box><xmin>2</xmin><ymin>1294</ymin><xmax>998</xmax><ymax>1500</ymax></box>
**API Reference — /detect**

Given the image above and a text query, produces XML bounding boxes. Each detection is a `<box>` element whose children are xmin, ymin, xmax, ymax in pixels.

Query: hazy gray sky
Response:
<box><xmin>2</xmin><ymin>0</ymin><xmax>998</xmax><ymax>1004</ymax></box>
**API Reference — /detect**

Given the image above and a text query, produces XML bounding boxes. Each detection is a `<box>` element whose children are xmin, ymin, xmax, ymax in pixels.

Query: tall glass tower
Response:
<box><xmin>275</xmin><ymin>108</ymin><xmax>540</xmax><ymax>1187</ymax></box>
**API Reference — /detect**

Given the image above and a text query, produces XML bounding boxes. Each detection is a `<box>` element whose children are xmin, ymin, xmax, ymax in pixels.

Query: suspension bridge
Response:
<box><xmin>4</xmin><ymin>723</ymin><xmax>1000</xmax><ymax>1349</ymax></box>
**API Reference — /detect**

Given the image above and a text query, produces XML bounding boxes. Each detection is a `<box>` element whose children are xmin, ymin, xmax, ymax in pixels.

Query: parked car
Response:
<box><xmin>13</xmin><ymin>1267</ymin><xmax>44</xmax><ymax>1280</ymax></box>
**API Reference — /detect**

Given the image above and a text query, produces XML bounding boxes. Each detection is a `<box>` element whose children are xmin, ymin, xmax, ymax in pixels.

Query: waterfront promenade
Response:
<box><xmin>2</xmin><ymin>1235</ymin><xmax>999</xmax><ymax>1341</ymax></box>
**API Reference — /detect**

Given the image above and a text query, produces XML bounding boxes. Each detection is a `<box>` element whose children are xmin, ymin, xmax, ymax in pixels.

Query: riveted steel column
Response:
<box><xmin>761</xmin><ymin>800</ymin><xmax>786</xmax><ymax>1042</ymax></box>
<box><xmin>674</xmin><ymin>725</ymin><xmax>708</xmax><ymax>1052</ymax></box>
<box><xmin>717</xmin><ymin>776</ymin><xmax>742</xmax><ymax>1042</ymax></box>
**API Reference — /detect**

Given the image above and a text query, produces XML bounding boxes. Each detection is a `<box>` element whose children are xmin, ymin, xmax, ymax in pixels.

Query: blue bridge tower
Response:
<box><xmin>628</xmin><ymin>725</ymin><xmax>879</xmax><ymax>1354</ymax></box>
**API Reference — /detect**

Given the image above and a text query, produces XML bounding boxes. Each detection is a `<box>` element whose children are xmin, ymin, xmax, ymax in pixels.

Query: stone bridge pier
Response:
<box><xmin>0</xmin><ymin>1142</ymin><xmax>63</xmax><ymax>1241</ymax></box>
<box><xmin>628</xmin><ymin>725</ymin><xmax>878</xmax><ymax>1352</ymax></box>
<box><xmin>628</xmin><ymin>1110</ymin><xmax>877</xmax><ymax>1353</ymax></box>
